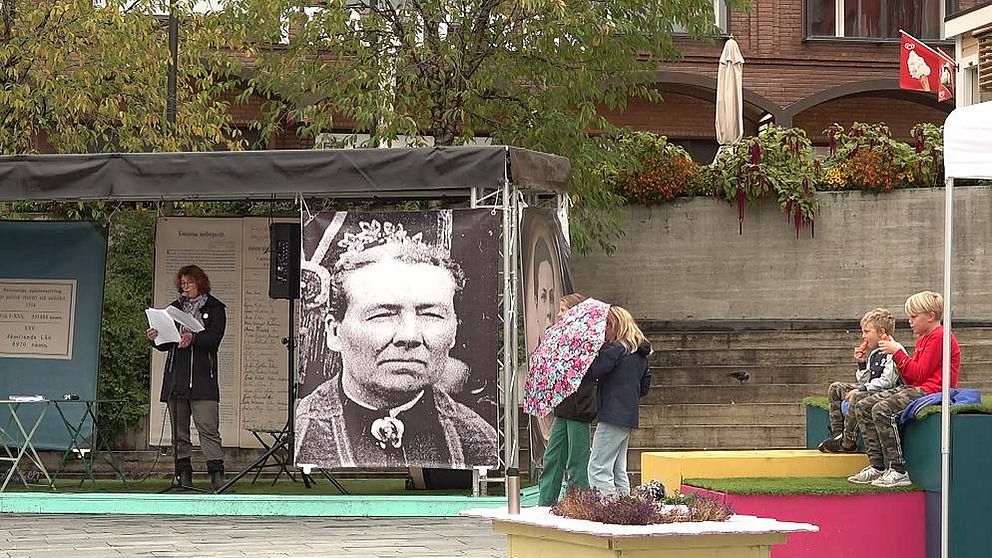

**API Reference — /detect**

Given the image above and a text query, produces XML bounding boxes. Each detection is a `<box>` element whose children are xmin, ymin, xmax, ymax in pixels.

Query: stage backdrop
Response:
<box><xmin>0</xmin><ymin>221</ymin><xmax>107</xmax><ymax>450</ymax></box>
<box><xmin>296</xmin><ymin>210</ymin><xmax>499</xmax><ymax>469</ymax></box>
<box><xmin>519</xmin><ymin>208</ymin><xmax>573</xmax><ymax>472</ymax></box>
<box><xmin>149</xmin><ymin>217</ymin><xmax>295</xmax><ymax>449</ymax></box>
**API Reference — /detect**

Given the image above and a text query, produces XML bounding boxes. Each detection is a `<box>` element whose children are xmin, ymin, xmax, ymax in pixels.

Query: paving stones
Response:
<box><xmin>0</xmin><ymin>515</ymin><xmax>505</xmax><ymax>557</ymax></box>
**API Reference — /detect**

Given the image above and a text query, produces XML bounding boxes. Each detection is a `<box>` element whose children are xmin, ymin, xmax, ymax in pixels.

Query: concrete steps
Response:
<box><xmin>623</xmin><ymin>325</ymin><xmax>992</xmax><ymax>482</ymax></box>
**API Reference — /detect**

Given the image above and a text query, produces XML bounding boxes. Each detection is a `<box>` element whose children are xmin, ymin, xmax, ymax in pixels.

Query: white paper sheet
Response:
<box><xmin>145</xmin><ymin>308</ymin><xmax>181</xmax><ymax>345</ymax></box>
<box><xmin>166</xmin><ymin>306</ymin><xmax>205</xmax><ymax>333</ymax></box>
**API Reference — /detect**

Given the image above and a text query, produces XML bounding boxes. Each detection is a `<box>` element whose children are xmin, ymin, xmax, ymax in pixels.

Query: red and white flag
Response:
<box><xmin>900</xmin><ymin>31</ymin><xmax>956</xmax><ymax>102</ymax></box>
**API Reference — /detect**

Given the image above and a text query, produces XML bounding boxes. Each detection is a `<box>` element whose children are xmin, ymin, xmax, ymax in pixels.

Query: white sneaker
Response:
<box><xmin>848</xmin><ymin>465</ymin><xmax>885</xmax><ymax>484</ymax></box>
<box><xmin>870</xmin><ymin>469</ymin><xmax>912</xmax><ymax>488</ymax></box>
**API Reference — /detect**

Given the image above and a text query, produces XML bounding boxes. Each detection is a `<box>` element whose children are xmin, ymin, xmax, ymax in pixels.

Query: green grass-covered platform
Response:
<box><xmin>685</xmin><ymin>476</ymin><xmax>921</xmax><ymax>495</ymax></box>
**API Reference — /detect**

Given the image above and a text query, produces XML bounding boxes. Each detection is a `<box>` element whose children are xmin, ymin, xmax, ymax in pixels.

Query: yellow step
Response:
<box><xmin>641</xmin><ymin>449</ymin><xmax>869</xmax><ymax>493</ymax></box>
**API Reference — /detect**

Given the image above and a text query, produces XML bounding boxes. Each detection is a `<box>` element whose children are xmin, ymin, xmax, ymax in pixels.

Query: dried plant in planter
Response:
<box><xmin>657</xmin><ymin>494</ymin><xmax>735</xmax><ymax>523</ymax></box>
<box><xmin>551</xmin><ymin>486</ymin><xmax>733</xmax><ymax>525</ymax></box>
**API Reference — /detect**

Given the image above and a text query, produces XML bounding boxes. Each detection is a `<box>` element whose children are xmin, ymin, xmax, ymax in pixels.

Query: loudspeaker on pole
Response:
<box><xmin>269</xmin><ymin>222</ymin><xmax>301</xmax><ymax>300</ymax></box>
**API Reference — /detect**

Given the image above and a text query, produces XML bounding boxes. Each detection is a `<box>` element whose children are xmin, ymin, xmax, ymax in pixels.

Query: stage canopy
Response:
<box><xmin>0</xmin><ymin>146</ymin><xmax>570</xmax><ymax>201</ymax></box>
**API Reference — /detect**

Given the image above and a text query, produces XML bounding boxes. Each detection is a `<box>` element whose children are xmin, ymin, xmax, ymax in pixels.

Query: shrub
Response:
<box><xmin>551</xmin><ymin>486</ymin><xmax>733</xmax><ymax>525</ymax></box>
<box><xmin>709</xmin><ymin>126</ymin><xmax>820</xmax><ymax>237</ymax></box>
<box><xmin>820</xmin><ymin>122</ymin><xmax>943</xmax><ymax>192</ymax></box>
<box><xmin>606</xmin><ymin>131</ymin><xmax>706</xmax><ymax>205</ymax></box>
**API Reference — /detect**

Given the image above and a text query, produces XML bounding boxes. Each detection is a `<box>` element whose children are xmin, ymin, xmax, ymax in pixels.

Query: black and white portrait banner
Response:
<box><xmin>295</xmin><ymin>210</ymin><xmax>499</xmax><ymax>470</ymax></box>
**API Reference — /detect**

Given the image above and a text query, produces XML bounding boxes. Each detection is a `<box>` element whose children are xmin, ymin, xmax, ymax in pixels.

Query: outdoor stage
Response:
<box><xmin>0</xmin><ymin>484</ymin><xmax>540</xmax><ymax>517</ymax></box>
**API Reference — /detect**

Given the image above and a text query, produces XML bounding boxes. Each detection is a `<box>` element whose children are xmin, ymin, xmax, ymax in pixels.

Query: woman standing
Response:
<box><xmin>537</xmin><ymin>293</ymin><xmax>598</xmax><ymax>506</ymax></box>
<box><xmin>585</xmin><ymin>306</ymin><xmax>652</xmax><ymax>496</ymax></box>
<box><xmin>147</xmin><ymin>265</ymin><xmax>227</xmax><ymax>491</ymax></box>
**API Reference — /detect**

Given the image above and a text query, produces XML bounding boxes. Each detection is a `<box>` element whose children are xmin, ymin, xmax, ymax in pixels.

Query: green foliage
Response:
<box><xmin>604</xmin><ymin>131</ymin><xmax>706</xmax><ymax>205</ymax></box>
<box><xmin>215</xmin><ymin>0</ymin><xmax>744</xmax><ymax>253</ymax></box>
<box><xmin>0</xmin><ymin>0</ymin><xmax>243</xmax><ymax>153</ymax></box>
<box><xmin>820</xmin><ymin>123</ymin><xmax>943</xmax><ymax>192</ymax></box>
<box><xmin>99</xmin><ymin>209</ymin><xmax>156</xmax><ymax>443</ymax></box>
<box><xmin>709</xmin><ymin>126</ymin><xmax>820</xmax><ymax>236</ymax></box>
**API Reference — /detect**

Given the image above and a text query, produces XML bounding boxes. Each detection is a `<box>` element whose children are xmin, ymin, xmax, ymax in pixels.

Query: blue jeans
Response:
<box><xmin>587</xmin><ymin>421</ymin><xmax>631</xmax><ymax>495</ymax></box>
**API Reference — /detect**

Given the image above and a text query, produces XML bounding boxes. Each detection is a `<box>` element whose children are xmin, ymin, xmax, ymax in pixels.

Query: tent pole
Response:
<box><xmin>503</xmin><ymin>174</ymin><xmax>521</xmax><ymax>514</ymax></box>
<box><xmin>941</xmin><ymin>176</ymin><xmax>953</xmax><ymax>558</ymax></box>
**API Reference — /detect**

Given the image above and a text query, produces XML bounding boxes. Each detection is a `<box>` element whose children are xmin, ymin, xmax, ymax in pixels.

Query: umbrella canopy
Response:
<box><xmin>523</xmin><ymin>298</ymin><xmax>610</xmax><ymax>417</ymax></box>
<box><xmin>715</xmin><ymin>37</ymin><xmax>745</xmax><ymax>146</ymax></box>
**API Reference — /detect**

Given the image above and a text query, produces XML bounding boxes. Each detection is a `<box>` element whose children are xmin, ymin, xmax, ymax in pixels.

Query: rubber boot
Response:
<box><xmin>207</xmin><ymin>460</ymin><xmax>225</xmax><ymax>492</ymax></box>
<box><xmin>177</xmin><ymin>457</ymin><xmax>194</xmax><ymax>487</ymax></box>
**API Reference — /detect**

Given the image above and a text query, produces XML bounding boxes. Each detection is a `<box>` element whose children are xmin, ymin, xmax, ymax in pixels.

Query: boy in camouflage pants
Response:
<box><xmin>819</xmin><ymin>308</ymin><xmax>900</xmax><ymax>453</ymax></box>
<box><xmin>847</xmin><ymin>292</ymin><xmax>961</xmax><ymax>488</ymax></box>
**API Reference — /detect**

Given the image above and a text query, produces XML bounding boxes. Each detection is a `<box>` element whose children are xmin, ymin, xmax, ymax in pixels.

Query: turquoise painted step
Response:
<box><xmin>0</xmin><ymin>486</ymin><xmax>540</xmax><ymax>516</ymax></box>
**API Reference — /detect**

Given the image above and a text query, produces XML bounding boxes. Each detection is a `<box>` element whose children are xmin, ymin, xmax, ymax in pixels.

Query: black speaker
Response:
<box><xmin>269</xmin><ymin>222</ymin><xmax>301</xmax><ymax>300</ymax></box>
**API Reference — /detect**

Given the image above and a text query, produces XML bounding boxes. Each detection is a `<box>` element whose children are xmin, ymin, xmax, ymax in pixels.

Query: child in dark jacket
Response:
<box><xmin>537</xmin><ymin>294</ymin><xmax>598</xmax><ymax>506</ymax></box>
<box><xmin>585</xmin><ymin>306</ymin><xmax>652</xmax><ymax>496</ymax></box>
<box><xmin>819</xmin><ymin>308</ymin><xmax>900</xmax><ymax>453</ymax></box>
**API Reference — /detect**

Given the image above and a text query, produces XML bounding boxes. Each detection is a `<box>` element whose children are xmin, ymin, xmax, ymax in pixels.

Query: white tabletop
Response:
<box><xmin>461</xmin><ymin>506</ymin><xmax>818</xmax><ymax>538</ymax></box>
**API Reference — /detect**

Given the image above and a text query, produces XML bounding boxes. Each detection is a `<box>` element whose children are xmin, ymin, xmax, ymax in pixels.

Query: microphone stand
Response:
<box><xmin>216</xmin><ymin>299</ymin><xmax>347</xmax><ymax>494</ymax></box>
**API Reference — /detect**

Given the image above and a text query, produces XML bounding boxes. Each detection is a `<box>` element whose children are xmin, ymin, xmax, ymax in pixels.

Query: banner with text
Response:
<box><xmin>149</xmin><ymin>217</ymin><xmax>295</xmax><ymax>449</ymax></box>
<box><xmin>0</xmin><ymin>221</ymin><xmax>106</xmax><ymax>450</ymax></box>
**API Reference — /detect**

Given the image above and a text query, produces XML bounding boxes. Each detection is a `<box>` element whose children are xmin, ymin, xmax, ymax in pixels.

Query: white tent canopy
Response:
<box><xmin>940</xmin><ymin>100</ymin><xmax>992</xmax><ymax>558</ymax></box>
<box><xmin>945</xmin><ymin>101</ymin><xmax>992</xmax><ymax>180</ymax></box>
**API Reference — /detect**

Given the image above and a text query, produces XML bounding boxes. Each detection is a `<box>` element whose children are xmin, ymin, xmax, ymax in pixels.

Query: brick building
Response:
<box><xmin>602</xmin><ymin>0</ymin><xmax>983</xmax><ymax>162</ymax></box>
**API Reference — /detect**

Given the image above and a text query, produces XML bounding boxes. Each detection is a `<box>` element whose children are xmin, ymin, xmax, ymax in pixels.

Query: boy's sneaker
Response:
<box><xmin>870</xmin><ymin>469</ymin><xmax>912</xmax><ymax>488</ymax></box>
<box><xmin>847</xmin><ymin>465</ymin><xmax>886</xmax><ymax>484</ymax></box>
<box><xmin>818</xmin><ymin>435</ymin><xmax>858</xmax><ymax>454</ymax></box>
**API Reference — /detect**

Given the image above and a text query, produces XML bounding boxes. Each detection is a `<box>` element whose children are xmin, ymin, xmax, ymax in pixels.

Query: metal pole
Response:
<box><xmin>940</xmin><ymin>176</ymin><xmax>953</xmax><ymax>558</ymax></box>
<box><xmin>503</xmin><ymin>167</ymin><xmax>520</xmax><ymax>514</ymax></box>
<box><xmin>167</xmin><ymin>0</ymin><xmax>178</xmax><ymax>126</ymax></box>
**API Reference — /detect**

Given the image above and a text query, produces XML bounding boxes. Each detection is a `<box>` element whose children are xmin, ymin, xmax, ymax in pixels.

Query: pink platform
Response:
<box><xmin>683</xmin><ymin>486</ymin><xmax>925</xmax><ymax>558</ymax></box>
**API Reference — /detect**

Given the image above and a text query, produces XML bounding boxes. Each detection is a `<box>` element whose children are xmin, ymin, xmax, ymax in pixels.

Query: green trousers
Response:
<box><xmin>537</xmin><ymin>417</ymin><xmax>591</xmax><ymax>506</ymax></box>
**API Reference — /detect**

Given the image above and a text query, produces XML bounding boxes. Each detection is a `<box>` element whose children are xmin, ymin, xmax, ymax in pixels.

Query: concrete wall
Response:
<box><xmin>573</xmin><ymin>186</ymin><xmax>992</xmax><ymax>320</ymax></box>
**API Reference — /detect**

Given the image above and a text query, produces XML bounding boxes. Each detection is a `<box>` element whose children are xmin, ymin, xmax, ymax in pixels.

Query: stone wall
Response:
<box><xmin>573</xmin><ymin>187</ymin><xmax>992</xmax><ymax>321</ymax></box>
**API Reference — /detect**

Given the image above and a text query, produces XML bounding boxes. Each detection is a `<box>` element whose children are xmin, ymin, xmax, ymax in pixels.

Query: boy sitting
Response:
<box><xmin>847</xmin><ymin>291</ymin><xmax>961</xmax><ymax>488</ymax></box>
<box><xmin>819</xmin><ymin>308</ymin><xmax>900</xmax><ymax>453</ymax></box>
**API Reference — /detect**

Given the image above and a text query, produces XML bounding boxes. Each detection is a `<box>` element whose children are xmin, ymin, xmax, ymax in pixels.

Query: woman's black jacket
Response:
<box><xmin>155</xmin><ymin>295</ymin><xmax>226</xmax><ymax>402</ymax></box>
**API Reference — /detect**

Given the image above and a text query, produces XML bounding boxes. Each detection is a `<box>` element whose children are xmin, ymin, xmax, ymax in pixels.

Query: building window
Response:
<box><xmin>807</xmin><ymin>0</ymin><xmax>941</xmax><ymax>40</ymax></box>
<box><xmin>674</xmin><ymin>0</ymin><xmax>730</xmax><ymax>34</ymax></box>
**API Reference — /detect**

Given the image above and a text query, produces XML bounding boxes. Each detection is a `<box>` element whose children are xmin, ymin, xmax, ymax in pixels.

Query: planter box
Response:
<box><xmin>806</xmin><ymin>406</ymin><xmax>992</xmax><ymax>557</ymax></box>
<box><xmin>683</xmin><ymin>486</ymin><xmax>925</xmax><ymax>558</ymax></box>
<box><xmin>462</xmin><ymin>507</ymin><xmax>816</xmax><ymax>558</ymax></box>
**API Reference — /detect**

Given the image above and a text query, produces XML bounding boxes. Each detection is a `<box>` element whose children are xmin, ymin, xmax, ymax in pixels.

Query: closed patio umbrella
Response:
<box><xmin>715</xmin><ymin>37</ymin><xmax>745</xmax><ymax>151</ymax></box>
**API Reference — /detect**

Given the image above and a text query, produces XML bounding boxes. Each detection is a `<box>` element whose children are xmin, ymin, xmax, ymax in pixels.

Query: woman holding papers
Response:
<box><xmin>146</xmin><ymin>265</ymin><xmax>227</xmax><ymax>491</ymax></box>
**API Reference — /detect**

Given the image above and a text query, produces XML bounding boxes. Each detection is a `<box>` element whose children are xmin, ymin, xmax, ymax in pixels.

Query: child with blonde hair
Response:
<box><xmin>584</xmin><ymin>306</ymin><xmax>652</xmax><ymax>495</ymax></box>
<box><xmin>819</xmin><ymin>308</ymin><xmax>900</xmax><ymax>453</ymax></box>
<box><xmin>847</xmin><ymin>291</ymin><xmax>961</xmax><ymax>488</ymax></box>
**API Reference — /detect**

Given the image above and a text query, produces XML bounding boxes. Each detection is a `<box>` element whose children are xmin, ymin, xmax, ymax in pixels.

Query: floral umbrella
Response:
<box><xmin>523</xmin><ymin>298</ymin><xmax>610</xmax><ymax>417</ymax></box>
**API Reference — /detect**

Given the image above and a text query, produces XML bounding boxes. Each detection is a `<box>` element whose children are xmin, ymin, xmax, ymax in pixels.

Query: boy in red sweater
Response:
<box><xmin>847</xmin><ymin>291</ymin><xmax>961</xmax><ymax>488</ymax></box>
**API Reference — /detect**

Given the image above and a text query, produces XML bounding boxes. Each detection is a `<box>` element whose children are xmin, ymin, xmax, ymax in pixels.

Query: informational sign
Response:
<box><xmin>0</xmin><ymin>279</ymin><xmax>76</xmax><ymax>359</ymax></box>
<box><xmin>0</xmin><ymin>221</ymin><xmax>106</xmax><ymax>450</ymax></box>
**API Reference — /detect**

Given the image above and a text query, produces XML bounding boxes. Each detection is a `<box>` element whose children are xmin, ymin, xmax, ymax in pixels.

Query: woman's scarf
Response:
<box><xmin>179</xmin><ymin>294</ymin><xmax>208</xmax><ymax>333</ymax></box>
